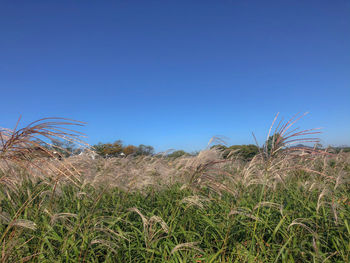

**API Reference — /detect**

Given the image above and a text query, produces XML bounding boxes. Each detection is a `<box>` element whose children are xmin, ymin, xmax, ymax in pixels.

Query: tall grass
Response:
<box><xmin>0</xmin><ymin>115</ymin><xmax>349</xmax><ymax>262</ymax></box>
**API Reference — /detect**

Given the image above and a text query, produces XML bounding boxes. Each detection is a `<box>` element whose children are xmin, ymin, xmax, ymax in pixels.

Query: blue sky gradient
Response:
<box><xmin>1</xmin><ymin>0</ymin><xmax>349</xmax><ymax>151</ymax></box>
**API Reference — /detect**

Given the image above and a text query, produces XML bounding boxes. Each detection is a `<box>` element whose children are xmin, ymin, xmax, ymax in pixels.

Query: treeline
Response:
<box><xmin>91</xmin><ymin>143</ymin><xmax>197</xmax><ymax>159</ymax></box>
<box><xmin>92</xmin><ymin>140</ymin><xmax>154</xmax><ymax>157</ymax></box>
<box><xmin>328</xmin><ymin>146</ymin><xmax>350</xmax><ymax>153</ymax></box>
<box><xmin>52</xmin><ymin>139</ymin><xmax>260</xmax><ymax>161</ymax></box>
<box><xmin>51</xmin><ymin>138</ymin><xmax>350</xmax><ymax>160</ymax></box>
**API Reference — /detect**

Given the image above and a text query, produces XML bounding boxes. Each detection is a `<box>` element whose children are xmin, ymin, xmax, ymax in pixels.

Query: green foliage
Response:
<box><xmin>92</xmin><ymin>142</ymin><xmax>155</xmax><ymax>158</ymax></box>
<box><xmin>264</xmin><ymin>133</ymin><xmax>283</xmax><ymax>157</ymax></box>
<box><xmin>228</xmin><ymin>144</ymin><xmax>259</xmax><ymax>160</ymax></box>
<box><xmin>1</xmin><ymin>114</ymin><xmax>348</xmax><ymax>262</ymax></box>
<box><xmin>329</xmin><ymin>146</ymin><xmax>350</xmax><ymax>153</ymax></box>
<box><xmin>93</xmin><ymin>140</ymin><xmax>123</xmax><ymax>157</ymax></box>
<box><xmin>167</xmin><ymin>150</ymin><xmax>189</xmax><ymax>159</ymax></box>
<box><xmin>1</xmin><ymin>173</ymin><xmax>349</xmax><ymax>262</ymax></box>
<box><xmin>212</xmin><ymin>144</ymin><xmax>259</xmax><ymax>161</ymax></box>
<box><xmin>210</xmin><ymin>144</ymin><xmax>227</xmax><ymax>152</ymax></box>
<box><xmin>136</xmin><ymin>144</ymin><xmax>154</xmax><ymax>156</ymax></box>
<box><xmin>123</xmin><ymin>145</ymin><xmax>137</xmax><ymax>156</ymax></box>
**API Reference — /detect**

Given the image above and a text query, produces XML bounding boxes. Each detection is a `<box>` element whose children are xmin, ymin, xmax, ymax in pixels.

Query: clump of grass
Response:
<box><xmin>0</xmin><ymin>114</ymin><xmax>349</xmax><ymax>262</ymax></box>
<box><xmin>0</xmin><ymin>168</ymin><xmax>348</xmax><ymax>262</ymax></box>
<box><xmin>0</xmin><ymin>117</ymin><xmax>85</xmax><ymax>160</ymax></box>
<box><xmin>0</xmin><ymin>117</ymin><xmax>87</xmax><ymax>262</ymax></box>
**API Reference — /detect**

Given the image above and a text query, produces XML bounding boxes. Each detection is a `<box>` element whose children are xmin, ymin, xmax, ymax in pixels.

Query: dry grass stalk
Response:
<box><xmin>171</xmin><ymin>242</ymin><xmax>204</xmax><ymax>254</ymax></box>
<box><xmin>128</xmin><ymin>207</ymin><xmax>169</xmax><ymax>248</ymax></box>
<box><xmin>0</xmin><ymin>117</ymin><xmax>87</xmax><ymax>188</ymax></box>
<box><xmin>180</xmin><ymin>195</ymin><xmax>210</xmax><ymax>209</ymax></box>
<box><xmin>253</xmin><ymin>202</ymin><xmax>284</xmax><ymax>216</ymax></box>
<box><xmin>229</xmin><ymin>208</ymin><xmax>262</xmax><ymax>221</ymax></box>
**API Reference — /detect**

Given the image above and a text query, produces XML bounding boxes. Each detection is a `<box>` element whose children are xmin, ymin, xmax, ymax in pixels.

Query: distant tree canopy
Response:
<box><xmin>167</xmin><ymin>150</ymin><xmax>189</xmax><ymax>159</ymax></box>
<box><xmin>212</xmin><ymin>144</ymin><xmax>259</xmax><ymax>161</ymax></box>
<box><xmin>123</xmin><ymin>145</ymin><xmax>137</xmax><ymax>156</ymax></box>
<box><xmin>328</xmin><ymin>146</ymin><xmax>350</xmax><ymax>153</ymax></box>
<box><xmin>136</xmin><ymin>144</ymin><xmax>154</xmax><ymax>156</ymax></box>
<box><xmin>92</xmin><ymin>140</ymin><xmax>123</xmax><ymax>157</ymax></box>
<box><xmin>339</xmin><ymin>147</ymin><xmax>350</xmax><ymax>153</ymax></box>
<box><xmin>90</xmin><ymin>138</ymin><xmax>349</xmax><ymax>160</ymax></box>
<box><xmin>92</xmin><ymin>141</ymin><xmax>154</xmax><ymax>158</ymax></box>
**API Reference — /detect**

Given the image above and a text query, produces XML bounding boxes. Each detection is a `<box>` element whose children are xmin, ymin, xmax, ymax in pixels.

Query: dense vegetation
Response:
<box><xmin>92</xmin><ymin>141</ymin><xmax>155</xmax><ymax>158</ymax></box>
<box><xmin>0</xmin><ymin>115</ymin><xmax>349</xmax><ymax>262</ymax></box>
<box><xmin>1</xmin><ymin>171</ymin><xmax>349</xmax><ymax>263</ymax></box>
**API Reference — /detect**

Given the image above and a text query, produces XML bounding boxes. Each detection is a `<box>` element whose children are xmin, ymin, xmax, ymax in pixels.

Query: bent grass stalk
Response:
<box><xmin>0</xmin><ymin>114</ymin><xmax>349</xmax><ymax>262</ymax></box>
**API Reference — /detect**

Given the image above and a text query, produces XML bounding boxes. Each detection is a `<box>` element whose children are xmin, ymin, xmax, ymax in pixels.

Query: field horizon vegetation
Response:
<box><xmin>0</xmin><ymin>113</ymin><xmax>349</xmax><ymax>262</ymax></box>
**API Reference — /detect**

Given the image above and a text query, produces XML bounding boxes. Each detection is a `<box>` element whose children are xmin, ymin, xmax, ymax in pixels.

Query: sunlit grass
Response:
<box><xmin>0</xmin><ymin>115</ymin><xmax>349</xmax><ymax>262</ymax></box>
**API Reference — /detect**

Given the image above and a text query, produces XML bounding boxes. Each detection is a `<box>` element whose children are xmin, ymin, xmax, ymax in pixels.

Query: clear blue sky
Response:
<box><xmin>1</xmin><ymin>0</ymin><xmax>349</xmax><ymax>152</ymax></box>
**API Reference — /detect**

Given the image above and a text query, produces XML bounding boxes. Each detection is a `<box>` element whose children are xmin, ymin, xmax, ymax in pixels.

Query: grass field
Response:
<box><xmin>0</xmin><ymin>117</ymin><xmax>349</xmax><ymax>262</ymax></box>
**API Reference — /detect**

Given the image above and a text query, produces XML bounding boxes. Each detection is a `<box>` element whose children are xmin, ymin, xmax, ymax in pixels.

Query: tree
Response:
<box><xmin>136</xmin><ymin>144</ymin><xmax>154</xmax><ymax>156</ymax></box>
<box><xmin>167</xmin><ymin>150</ymin><xmax>189</xmax><ymax>159</ymax></box>
<box><xmin>93</xmin><ymin>140</ymin><xmax>123</xmax><ymax>157</ymax></box>
<box><xmin>211</xmin><ymin>144</ymin><xmax>259</xmax><ymax>160</ymax></box>
<box><xmin>227</xmin><ymin>145</ymin><xmax>259</xmax><ymax>160</ymax></box>
<box><xmin>211</xmin><ymin>145</ymin><xmax>228</xmax><ymax>152</ymax></box>
<box><xmin>211</xmin><ymin>144</ymin><xmax>229</xmax><ymax>158</ymax></box>
<box><xmin>123</xmin><ymin>145</ymin><xmax>137</xmax><ymax>156</ymax></box>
